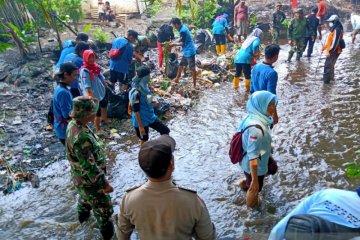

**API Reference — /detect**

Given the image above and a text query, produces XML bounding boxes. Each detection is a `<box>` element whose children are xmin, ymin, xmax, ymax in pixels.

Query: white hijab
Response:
<box><xmin>241</xmin><ymin>28</ymin><xmax>263</xmax><ymax>50</ymax></box>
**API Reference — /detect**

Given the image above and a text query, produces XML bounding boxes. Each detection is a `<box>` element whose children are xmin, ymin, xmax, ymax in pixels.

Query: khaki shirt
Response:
<box><xmin>116</xmin><ymin>179</ymin><xmax>216</xmax><ymax>240</ymax></box>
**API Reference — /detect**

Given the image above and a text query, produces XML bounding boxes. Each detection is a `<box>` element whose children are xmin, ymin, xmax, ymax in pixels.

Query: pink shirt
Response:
<box><xmin>235</xmin><ymin>5</ymin><xmax>248</xmax><ymax>21</ymax></box>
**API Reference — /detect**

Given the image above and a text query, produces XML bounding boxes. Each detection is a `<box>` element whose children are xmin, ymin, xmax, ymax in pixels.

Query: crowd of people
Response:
<box><xmin>45</xmin><ymin>0</ymin><xmax>360</xmax><ymax>239</ymax></box>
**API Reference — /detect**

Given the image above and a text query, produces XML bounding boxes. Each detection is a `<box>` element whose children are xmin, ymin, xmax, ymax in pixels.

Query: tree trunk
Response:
<box><xmin>6</xmin><ymin>23</ymin><xmax>26</xmax><ymax>58</ymax></box>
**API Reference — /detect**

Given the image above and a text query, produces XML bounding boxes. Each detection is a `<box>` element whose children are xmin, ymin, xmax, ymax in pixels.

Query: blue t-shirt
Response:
<box><xmin>79</xmin><ymin>68</ymin><xmax>106</xmax><ymax>101</ymax></box>
<box><xmin>130</xmin><ymin>90</ymin><xmax>157</xmax><ymax>128</ymax></box>
<box><xmin>109</xmin><ymin>37</ymin><xmax>134</xmax><ymax>74</ymax></box>
<box><xmin>234</xmin><ymin>38</ymin><xmax>260</xmax><ymax>64</ymax></box>
<box><xmin>55</xmin><ymin>44</ymin><xmax>75</xmax><ymax>69</ymax></box>
<box><xmin>250</xmin><ymin>63</ymin><xmax>278</xmax><ymax>95</ymax></box>
<box><xmin>238</xmin><ymin>119</ymin><xmax>271</xmax><ymax>176</ymax></box>
<box><xmin>63</xmin><ymin>53</ymin><xmax>83</xmax><ymax>89</ymax></box>
<box><xmin>53</xmin><ymin>84</ymin><xmax>72</xmax><ymax>140</ymax></box>
<box><xmin>179</xmin><ymin>25</ymin><xmax>196</xmax><ymax>57</ymax></box>
<box><xmin>269</xmin><ymin>189</ymin><xmax>360</xmax><ymax>240</ymax></box>
<box><xmin>212</xmin><ymin>17</ymin><xmax>228</xmax><ymax>35</ymax></box>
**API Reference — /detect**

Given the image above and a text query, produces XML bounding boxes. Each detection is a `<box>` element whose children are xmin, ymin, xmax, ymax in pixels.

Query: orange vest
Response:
<box><xmin>323</xmin><ymin>30</ymin><xmax>343</xmax><ymax>55</ymax></box>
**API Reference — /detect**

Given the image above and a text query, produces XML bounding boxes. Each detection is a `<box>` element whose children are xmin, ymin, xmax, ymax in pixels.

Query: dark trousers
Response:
<box><xmin>134</xmin><ymin>119</ymin><xmax>170</xmax><ymax>141</ymax></box>
<box><xmin>323</xmin><ymin>53</ymin><xmax>339</xmax><ymax>84</ymax></box>
<box><xmin>235</xmin><ymin>63</ymin><xmax>251</xmax><ymax>79</ymax></box>
<box><xmin>244</xmin><ymin>156</ymin><xmax>278</xmax><ymax>192</ymax></box>
<box><xmin>304</xmin><ymin>37</ymin><xmax>316</xmax><ymax>57</ymax></box>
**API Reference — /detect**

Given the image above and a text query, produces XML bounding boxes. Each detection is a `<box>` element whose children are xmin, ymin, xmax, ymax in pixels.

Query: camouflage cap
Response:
<box><xmin>70</xmin><ymin>96</ymin><xmax>99</xmax><ymax>119</ymax></box>
<box><xmin>294</xmin><ymin>8</ymin><xmax>303</xmax><ymax>13</ymax></box>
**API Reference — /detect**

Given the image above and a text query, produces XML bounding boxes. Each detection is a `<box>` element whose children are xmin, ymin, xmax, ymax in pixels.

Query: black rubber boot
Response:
<box><xmin>100</xmin><ymin>221</ymin><xmax>114</xmax><ymax>240</ymax></box>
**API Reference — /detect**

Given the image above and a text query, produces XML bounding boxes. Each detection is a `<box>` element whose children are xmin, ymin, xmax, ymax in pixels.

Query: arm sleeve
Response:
<box><xmin>269</xmin><ymin>191</ymin><xmax>320</xmax><ymax>240</ymax></box>
<box><xmin>245</xmin><ymin>127</ymin><xmax>263</xmax><ymax>160</ymax></box>
<box><xmin>58</xmin><ymin>91</ymin><xmax>72</xmax><ymax>119</ymax></box>
<box><xmin>281</xmin><ymin>12</ymin><xmax>286</xmax><ymax>23</ymax></box>
<box><xmin>73</xmin><ymin>138</ymin><xmax>107</xmax><ymax>188</ymax></box>
<box><xmin>131</xmin><ymin>92</ymin><xmax>141</xmax><ymax>112</ymax></box>
<box><xmin>99</xmin><ymin>72</ymin><xmax>105</xmax><ymax>82</ymax></box>
<box><xmin>272</xmin><ymin>13</ymin><xmax>276</xmax><ymax>25</ymax></box>
<box><xmin>252</xmin><ymin>39</ymin><xmax>260</xmax><ymax>53</ymax></box>
<box><xmin>267</xmin><ymin>71</ymin><xmax>278</xmax><ymax>95</ymax></box>
<box><xmin>117</xmin><ymin>195</ymin><xmax>134</xmax><ymax>240</ymax></box>
<box><xmin>224</xmin><ymin>18</ymin><xmax>228</xmax><ymax>28</ymax></box>
<box><xmin>180</xmin><ymin>32</ymin><xmax>187</xmax><ymax>45</ymax></box>
<box><xmin>127</xmin><ymin>44</ymin><xmax>134</xmax><ymax>63</ymax></box>
<box><xmin>329</xmin><ymin>29</ymin><xmax>341</xmax><ymax>53</ymax></box>
<box><xmin>194</xmin><ymin>197</ymin><xmax>216</xmax><ymax>240</ymax></box>
<box><xmin>81</xmin><ymin>70</ymin><xmax>92</xmax><ymax>90</ymax></box>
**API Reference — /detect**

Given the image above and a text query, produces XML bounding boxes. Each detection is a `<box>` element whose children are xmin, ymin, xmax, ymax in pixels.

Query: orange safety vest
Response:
<box><xmin>323</xmin><ymin>29</ymin><xmax>343</xmax><ymax>55</ymax></box>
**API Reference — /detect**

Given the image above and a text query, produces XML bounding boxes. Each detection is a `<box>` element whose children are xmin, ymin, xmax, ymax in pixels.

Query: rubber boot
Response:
<box><xmin>296</xmin><ymin>52</ymin><xmax>301</xmax><ymax>61</ymax></box>
<box><xmin>220</xmin><ymin>44</ymin><xmax>226</xmax><ymax>54</ymax></box>
<box><xmin>101</xmin><ymin>107</ymin><xmax>110</xmax><ymax>126</ymax></box>
<box><xmin>215</xmin><ymin>45</ymin><xmax>221</xmax><ymax>55</ymax></box>
<box><xmin>233</xmin><ymin>76</ymin><xmax>240</xmax><ymax>90</ymax></box>
<box><xmin>244</xmin><ymin>79</ymin><xmax>250</xmax><ymax>92</ymax></box>
<box><xmin>100</xmin><ymin>221</ymin><xmax>114</xmax><ymax>240</ymax></box>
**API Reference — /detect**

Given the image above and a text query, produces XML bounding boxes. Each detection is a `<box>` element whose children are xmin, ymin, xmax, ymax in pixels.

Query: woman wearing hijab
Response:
<box><xmin>238</xmin><ymin>91</ymin><xmax>278</xmax><ymax>207</ymax></box>
<box><xmin>212</xmin><ymin>13</ymin><xmax>229</xmax><ymax>55</ymax></box>
<box><xmin>233</xmin><ymin>28</ymin><xmax>263</xmax><ymax>92</ymax></box>
<box><xmin>79</xmin><ymin>50</ymin><xmax>109</xmax><ymax>133</ymax></box>
<box><xmin>129</xmin><ymin>65</ymin><xmax>170</xmax><ymax>145</ymax></box>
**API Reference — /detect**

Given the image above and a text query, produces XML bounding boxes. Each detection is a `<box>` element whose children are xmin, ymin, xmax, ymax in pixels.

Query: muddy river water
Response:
<box><xmin>0</xmin><ymin>35</ymin><xmax>359</xmax><ymax>240</ymax></box>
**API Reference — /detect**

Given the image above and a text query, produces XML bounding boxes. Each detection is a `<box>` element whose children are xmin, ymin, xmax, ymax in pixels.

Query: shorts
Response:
<box><xmin>352</xmin><ymin>29</ymin><xmax>360</xmax><ymax>36</ymax></box>
<box><xmin>236</xmin><ymin>20</ymin><xmax>248</xmax><ymax>36</ymax></box>
<box><xmin>180</xmin><ymin>55</ymin><xmax>196</xmax><ymax>71</ymax></box>
<box><xmin>134</xmin><ymin>119</ymin><xmax>170</xmax><ymax>141</ymax></box>
<box><xmin>214</xmin><ymin>34</ymin><xmax>226</xmax><ymax>45</ymax></box>
<box><xmin>235</xmin><ymin>63</ymin><xmax>251</xmax><ymax>79</ymax></box>
<box><xmin>244</xmin><ymin>156</ymin><xmax>278</xmax><ymax>192</ymax></box>
<box><xmin>96</xmin><ymin>91</ymin><xmax>109</xmax><ymax>117</ymax></box>
<box><xmin>110</xmin><ymin>70</ymin><xmax>130</xmax><ymax>86</ymax></box>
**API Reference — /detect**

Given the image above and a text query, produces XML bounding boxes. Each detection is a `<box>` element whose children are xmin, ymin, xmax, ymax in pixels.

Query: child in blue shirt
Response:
<box><xmin>129</xmin><ymin>65</ymin><xmax>170</xmax><ymax>145</ymax></box>
<box><xmin>52</xmin><ymin>63</ymin><xmax>79</xmax><ymax>144</ymax></box>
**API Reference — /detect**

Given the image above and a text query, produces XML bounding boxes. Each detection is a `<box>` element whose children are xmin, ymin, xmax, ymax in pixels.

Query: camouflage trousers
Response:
<box><xmin>272</xmin><ymin>26</ymin><xmax>281</xmax><ymax>43</ymax></box>
<box><xmin>77</xmin><ymin>186</ymin><xmax>114</xmax><ymax>239</ymax></box>
<box><xmin>288</xmin><ymin>38</ymin><xmax>305</xmax><ymax>61</ymax></box>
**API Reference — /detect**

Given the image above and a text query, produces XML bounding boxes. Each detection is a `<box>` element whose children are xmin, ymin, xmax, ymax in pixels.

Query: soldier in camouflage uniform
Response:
<box><xmin>287</xmin><ymin>8</ymin><xmax>315</xmax><ymax>61</ymax></box>
<box><xmin>66</xmin><ymin>96</ymin><xmax>114</xmax><ymax>240</ymax></box>
<box><xmin>272</xmin><ymin>3</ymin><xmax>286</xmax><ymax>44</ymax></box>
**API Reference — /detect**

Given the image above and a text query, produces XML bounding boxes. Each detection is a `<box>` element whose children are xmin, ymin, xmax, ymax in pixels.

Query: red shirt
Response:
<box><xmin>235</xmin><ymin>5</ymin><xmax>248</xmax><ymax>21</ymax></box>
<box><xmin>317</xmin><ymin>1</ymin><xmax>326</xmax><ymax>16</ymax></box>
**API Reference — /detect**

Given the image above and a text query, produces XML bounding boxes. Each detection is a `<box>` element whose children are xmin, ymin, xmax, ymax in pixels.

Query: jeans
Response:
<box><xmin>304</xmin><ymin>37</ymin><xmax>316</xmax><ymax>57</ymax></box>
<box><xmin>323</xmin><ymin>53</ymin><xmax>339</xmax><ymax>84</ymax></box>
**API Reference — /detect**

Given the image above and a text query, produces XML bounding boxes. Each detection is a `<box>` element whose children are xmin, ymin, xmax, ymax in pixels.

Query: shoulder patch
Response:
<box><xmin>178</xmin><ymin>185</ymin><xmax>197</xmax><ymax>194</ymax></box>
<box><xmin>125</xmin><ymin>184</ymin><xmax>142</xmax><ymax>193</ymax></box>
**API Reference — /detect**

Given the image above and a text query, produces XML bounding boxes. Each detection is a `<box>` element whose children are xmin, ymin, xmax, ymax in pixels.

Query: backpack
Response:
<box><xmin>157</xmin><ymin>24</ymin><xmax>175</xmax><ymax>43</ymax></box>
<box><xmin>229</xmin><ymin>124</ymin><xmax>264</xmax><ymax>164</ymax></box>
<box><xmin>109</xmin><ymin>43</ymin><xmax>128</xmax><ymax>60</ymax></box>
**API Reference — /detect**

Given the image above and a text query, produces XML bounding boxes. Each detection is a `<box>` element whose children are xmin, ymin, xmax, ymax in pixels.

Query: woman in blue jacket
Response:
<box><xmin>234</xmin><ymin>28</ymin><xmax>263</xmax><ymax>91</ymax></box>
<box><xmin>212</xmin><ymin>13</ymin><xmax>229</xmax><ymax>55</ymax></box>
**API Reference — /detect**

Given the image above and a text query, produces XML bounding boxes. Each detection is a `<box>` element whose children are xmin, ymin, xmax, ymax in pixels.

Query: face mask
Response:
<box><xmin>329</xmin><ymin>22</ymin><xmax>334</xmax><ymax>27</ymax></box>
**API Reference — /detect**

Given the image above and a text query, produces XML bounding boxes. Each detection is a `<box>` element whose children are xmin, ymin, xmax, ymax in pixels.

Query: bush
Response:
<box><xmin>93</xmin><ymin>27</ymin><xmax>109</xmax><ymax>44</ymax></box>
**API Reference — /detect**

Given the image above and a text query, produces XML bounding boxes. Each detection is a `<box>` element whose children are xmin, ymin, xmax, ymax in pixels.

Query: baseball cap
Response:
<box><xmin>139</xmin><ymin>135</ymin><xmax>176</xmax><ymax>178</ymax></box>
<box><xmin>56</xmin><ymin>62</ymin><xmax>78</xmax><ymax>76</ymax></box>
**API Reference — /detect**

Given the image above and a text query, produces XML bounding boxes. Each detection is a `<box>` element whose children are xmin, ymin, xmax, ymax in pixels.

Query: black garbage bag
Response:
<box><xmin>157</xmin><ymin>24</ymin><xmax>175</xmax><ymax>43</ymax></box>
<box><xmin>194</xmin><ymin>29</ymin><xmax>213</xmax><ymax>54</ymax></box>
<box><xmin>165</xmin><ymin>53</ymin><xmax>178</xmax><ymax>79</ymax></box>
<box><xmin>107</xmin><ymin>89</ymin><xmax>129</xmax><ymax>119</ymax></box>
<box><xmin>154</xmin><ymin>98</ymin><xmax>171</xmax><ymax>116</ymax></box>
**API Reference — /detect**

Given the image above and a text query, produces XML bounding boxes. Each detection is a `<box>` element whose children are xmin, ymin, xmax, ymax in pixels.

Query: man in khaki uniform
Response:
<box><xmin>116</xmin><ymin>135</ymin><xmax>216</xmax><ymax>239</ymax></box>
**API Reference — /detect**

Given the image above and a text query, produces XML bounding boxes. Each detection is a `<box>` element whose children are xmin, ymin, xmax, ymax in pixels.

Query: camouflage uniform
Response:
<box><xmin>66</xmin><ymin>97</ymin><xmax>114</xmax><ymax>240</ymax></box>
<box><xmin>272</xmin><ymin>10</ymin><xmax>286</xmax><ymax>43</ymax></box>
<box><xmin>287</xmin><ymin>8</ymin><xmax>315</xmax><ymax>61</ymax></box>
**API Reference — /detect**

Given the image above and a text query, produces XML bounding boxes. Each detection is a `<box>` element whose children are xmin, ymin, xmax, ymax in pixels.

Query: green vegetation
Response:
<box><xmin>145</xmin><ymin>0</ymin><xmax>162</xmax><ymax>17</ymax></box>
<box><xmin>0</xmin><ymin>0</ymin><xmax>86</xmax><ymax>57</ymax></box>
<box><xmin>282</xmin><ymin>18</ymin><xmax>290</xmax><ymax>28</ymax></box>
<box><xmin>345</xmin><ymin>150</ymin><xmax>360</xmax><ymax>178</ymax></box>
<box><xmin>93</xmin><ymin>27</ymin><xmax>109</xmax><ymax>44</ymax></box>
<box><xmin>249</xmin><ymin>12</ymin><xmax>258</xmax><ymax>28</ymax></box>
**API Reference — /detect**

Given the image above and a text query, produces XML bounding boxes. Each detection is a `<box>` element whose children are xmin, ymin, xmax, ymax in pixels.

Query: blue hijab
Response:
<box><xmin>129</xmin><ymin>75</ymin><xmax>151</xmax><ymax>105</ymax></box>
<box><xmin>240</xmin><ymin>91</ymin><xmax>278</xmax><ymax>128</ymax></box>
